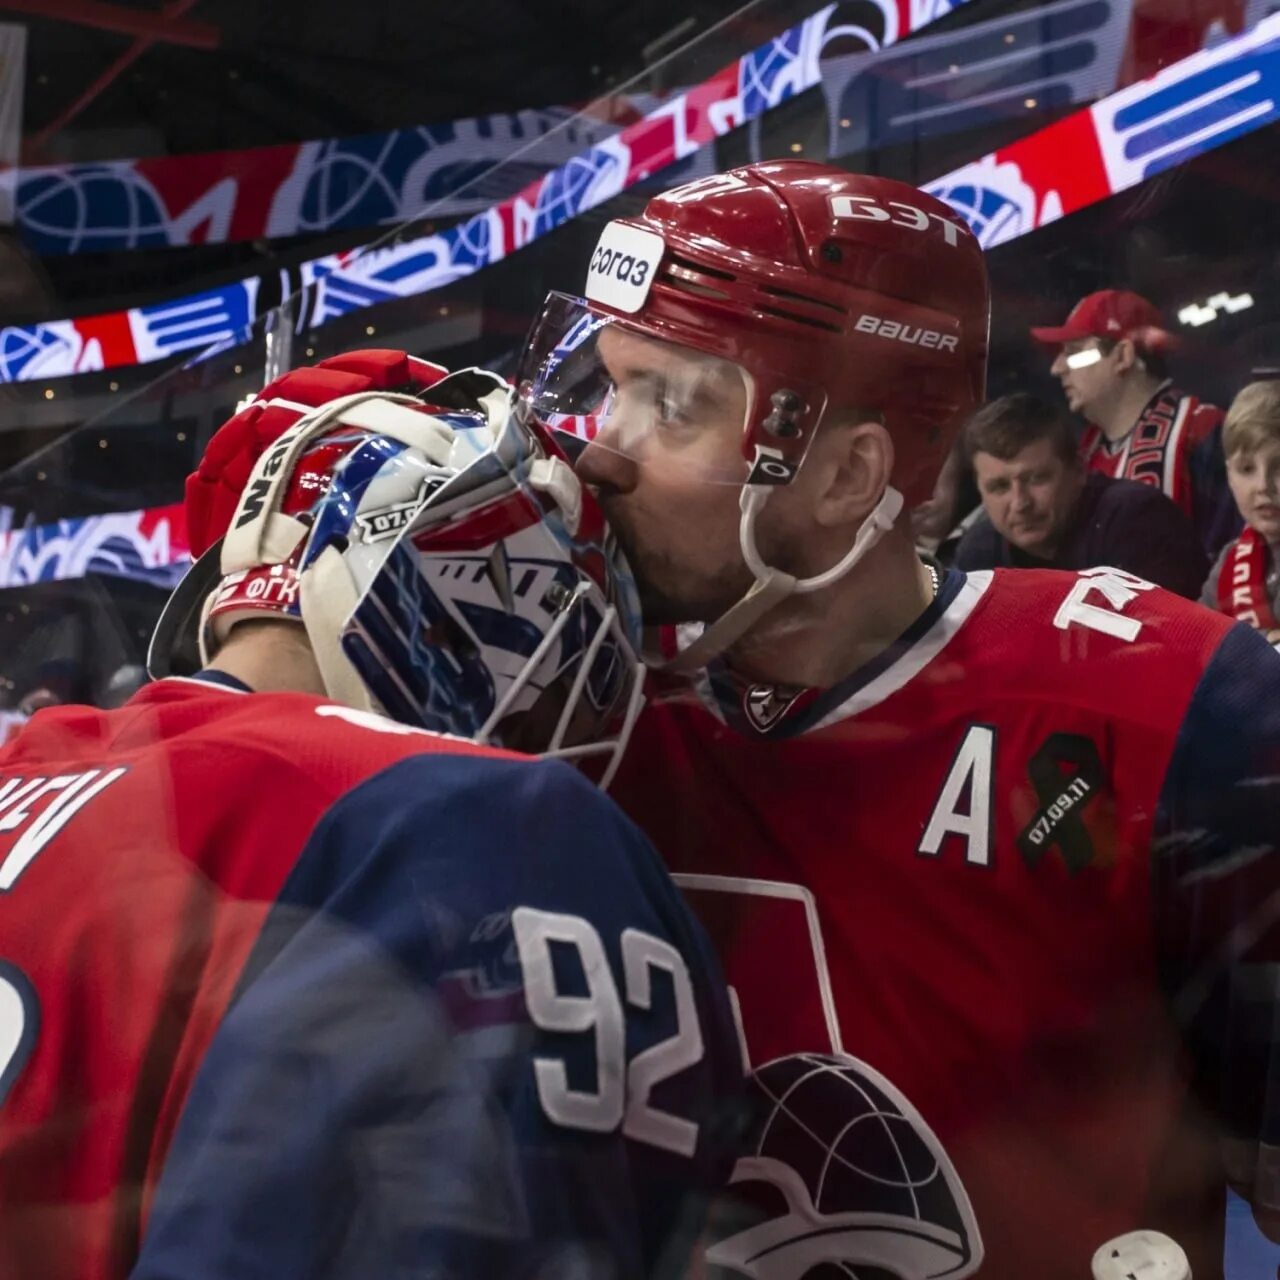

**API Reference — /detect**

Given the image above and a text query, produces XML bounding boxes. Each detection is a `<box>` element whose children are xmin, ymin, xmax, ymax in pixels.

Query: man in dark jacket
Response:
<box><xmin>954</xmin><ymin>393</ymin><xmax>1208</xmax><ymax>597</ymax></box>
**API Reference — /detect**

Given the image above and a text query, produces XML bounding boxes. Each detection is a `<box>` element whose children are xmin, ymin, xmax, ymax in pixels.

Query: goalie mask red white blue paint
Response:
<box><xmin>340</xmin><ymin>398</ymin><xmax>645</xmax><ymax>779</ymax></box>
<box><xmin>149</xmin><ymin>354</ymin><xmax>644</xmax><ymax>780</ymax></box>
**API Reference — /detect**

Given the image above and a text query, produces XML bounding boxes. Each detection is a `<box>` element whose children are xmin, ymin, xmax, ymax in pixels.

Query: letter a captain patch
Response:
<box><xmin>917</xmin><ymin>724</ymin><xmax>995</xmax><ymax>867</ymax></box>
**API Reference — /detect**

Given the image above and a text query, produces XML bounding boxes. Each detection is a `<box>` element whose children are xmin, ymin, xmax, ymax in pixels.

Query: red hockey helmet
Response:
<box><xmin>518</xmin><ymin>160</ymin><xmax>989</xmax><ymax>506</ymax></box>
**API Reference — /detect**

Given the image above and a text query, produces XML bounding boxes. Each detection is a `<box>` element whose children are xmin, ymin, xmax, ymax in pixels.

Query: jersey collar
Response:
<box><xmin>702</xmin><ymin>567</ymin><xmax>992</xmax><ymax>739</ymax></box>
<box><xmin>184</xmin><ymin>669</ymin><xmax>254</xmax><ymax>693</ymax></box>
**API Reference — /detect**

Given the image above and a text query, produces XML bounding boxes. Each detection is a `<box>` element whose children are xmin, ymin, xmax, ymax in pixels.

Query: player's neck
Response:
<box><xmin>1091</xmin><ymin>374</ymin><xmax>1165</xmax><ymax>442</ymax></box>
<box><xmin>206</xmin><ymin>620</ymin><xmax>328</xmax><ymax>698</ymax></box>
<box><xmin>725</xmin><ymin>530</ymin><xmax>935</xmax><ymax>690</ymax></box>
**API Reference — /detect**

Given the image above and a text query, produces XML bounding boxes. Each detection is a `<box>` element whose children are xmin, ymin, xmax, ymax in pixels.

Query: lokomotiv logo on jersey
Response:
<box><xmin>672</xmin><ymin>876</ymin><xmax>982</xmax><ymax>1279</ymax></box>
<box><xmin>743</xmin><ymin>685</ymin><xmax>805</xmax><ymax>733</ymax></box>
<box><xmin>711</xmin><ymin>1053</ymin><xmax>982</xmax><ymax>1280</ymax></box>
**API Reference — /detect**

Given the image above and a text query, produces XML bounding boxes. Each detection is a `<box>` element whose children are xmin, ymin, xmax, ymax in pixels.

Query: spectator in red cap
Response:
<box><xmin>1033</xmin><ymin>288</ymin><xmax>1238</xmax><ymax>556</ymax></box>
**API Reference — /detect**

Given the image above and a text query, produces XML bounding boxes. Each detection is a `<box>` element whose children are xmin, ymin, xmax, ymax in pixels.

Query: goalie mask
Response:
<box><xmin>149</xmin><ymin>350</ymin><xmax>644</xmax><ymax>782</ymax></box>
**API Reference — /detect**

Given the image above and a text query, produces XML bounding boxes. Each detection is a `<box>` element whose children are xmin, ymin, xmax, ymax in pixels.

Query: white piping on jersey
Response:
<box><xmin>671</xmin><ymin>872</ymin><xmax>843</xmax><ymax>1058</ymax></box>
<box><xmin>807</xmin><ymin>569</ymin><xmax>994</xmax><ymax>732</ymax></box>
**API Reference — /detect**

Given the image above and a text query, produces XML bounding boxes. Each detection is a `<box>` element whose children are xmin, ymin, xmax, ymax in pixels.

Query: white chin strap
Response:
<box><xmin>660</xmin><ymin>481</ymin><xmax>904</xmax><ymax>674</ymax></box>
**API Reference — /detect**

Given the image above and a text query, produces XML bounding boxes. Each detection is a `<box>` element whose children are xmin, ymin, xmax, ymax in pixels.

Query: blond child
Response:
<box><xmin>1201</xmin><ymin>380</ymin><xmax>1280</xmax><ymax>640</ymax></box>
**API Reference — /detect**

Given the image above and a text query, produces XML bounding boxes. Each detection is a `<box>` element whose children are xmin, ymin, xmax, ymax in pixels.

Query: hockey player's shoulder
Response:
<box><xmin>233</xmin><ymin>692</ymin><xmax>509</xmax><ymax>758</ymax></box>
<box><xmin>976</xmin><ymin>565</ymin><xmax>1232</xmax><ymax>673</ymax></box>
<box><xmin>234</xmin><ymin>695</ymin><xmax>624</xmax><ymax>833</ymax></box>
<box><xmin>188</xmin><ymin>685</ymin><xmax>526</xmax><ymax>794</ymax></box>
<box><xmin>304</xmin><ymin>720</ymin><xmax>663</xmax><ymax>898</ymax></box>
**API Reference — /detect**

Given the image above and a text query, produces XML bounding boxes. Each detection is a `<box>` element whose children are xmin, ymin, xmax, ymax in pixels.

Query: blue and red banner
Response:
<box><xmin>0</xmin><ymin>502</ymin><xmax>189</xmax><ymax>590</ymax></box>
<box><xmin>3</xmin><ymin>1</ymin><xmax>1278</xmax><ymax>385</ymax></box>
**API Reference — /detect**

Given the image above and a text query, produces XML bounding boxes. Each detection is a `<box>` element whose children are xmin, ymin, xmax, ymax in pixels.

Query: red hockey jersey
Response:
<box><xmin>607</xmin><ymin>566</ymin><xmax>1280</xmax><ymax>1280</ymax></box>
<box><xmin>0</xmin><ymin>675</ymin><xmax>740</xmax><ymax>1280</ymax></box>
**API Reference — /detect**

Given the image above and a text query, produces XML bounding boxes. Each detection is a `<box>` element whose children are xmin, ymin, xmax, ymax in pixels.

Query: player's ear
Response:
<box><xmin>809</xmin><ymin>416</ymin><xmax>894</xmax><ymax>530</ymax></box>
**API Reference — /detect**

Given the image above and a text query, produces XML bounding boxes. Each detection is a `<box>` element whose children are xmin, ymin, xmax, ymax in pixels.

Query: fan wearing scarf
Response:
<box><xmin>0</xmin><ymin>350</ymin><xmax>742</xmax><ymax>1280</ymax></box>
<box><xmin>1032</xmin><ymin>289</ymin><xmax>1238</xmax><ymax>558</ymax></box>
<box><xmin>1202</xmin><ymin>380</ymin><xmax>1280</xmax><ymax>642</ymax></box>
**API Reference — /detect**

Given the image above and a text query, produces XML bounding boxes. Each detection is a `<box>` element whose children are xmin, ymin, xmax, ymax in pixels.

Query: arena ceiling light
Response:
<box><xmin>1177</xmin><ymin>292</ymin><xmax>1255</xmax><ymax>326</ymax></box>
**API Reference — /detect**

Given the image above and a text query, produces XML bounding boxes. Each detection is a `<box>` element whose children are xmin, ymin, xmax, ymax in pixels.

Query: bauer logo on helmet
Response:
<box><xmin>854</xmin><ymin>314</ymin><xmax>959</xmax><ymax>352</ymax></box>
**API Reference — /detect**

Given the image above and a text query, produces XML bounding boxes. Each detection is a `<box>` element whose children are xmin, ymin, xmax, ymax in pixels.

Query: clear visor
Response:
<box><xmin>517</xmin><ymin>291</ymin><xmax>755</xmax><ymax>486</ymax></box>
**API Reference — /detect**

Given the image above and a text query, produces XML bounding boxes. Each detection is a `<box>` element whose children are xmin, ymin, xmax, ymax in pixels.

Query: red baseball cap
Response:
<box><xmin>1031</xmin><ymin>289</ymin><xmax>1166</xmax><ymax>346</ymax></box>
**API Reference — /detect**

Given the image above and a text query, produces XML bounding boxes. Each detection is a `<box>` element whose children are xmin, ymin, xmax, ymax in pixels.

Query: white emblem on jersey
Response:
<box><xmin>710</xmin><ymin>1051</ymin><xmax>983</xmax><ymax>1280</ymax></box>
<box><xmin>668</xmin><ymin>876</ymin><xmax>983</xmax><ymax>1277</ymax></box>
<box><xmin>1053</xmin><ymin>566</ymin><xmax>1155</xmax><ymax>643</ymax></box>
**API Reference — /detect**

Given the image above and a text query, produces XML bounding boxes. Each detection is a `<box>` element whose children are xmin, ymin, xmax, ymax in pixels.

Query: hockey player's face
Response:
<box><xmin>972</xmin><ymin>438</ymin><xmax>1084</xmax><ymax>559</ymax></box>
<box><xmin>1227</xmin><ymin>439</ymin><xmax>1280</xmax><ymax>542</ymax></box>
<box><xmin>575</xmin><ymin>326</ymin><xmax>757</xmax><ymax>622</ymax></box>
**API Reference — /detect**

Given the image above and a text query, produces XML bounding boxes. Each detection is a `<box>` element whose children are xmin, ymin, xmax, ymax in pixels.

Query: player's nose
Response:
<box><xmin>1050</xmin><ymin>350</ymin><xmax>1067</xmax><ymax>377</ymax></box>
<box><xmin>575</xmin><ymin>436</ymin><xmax>640</xmax><ymax>495</ymax></box>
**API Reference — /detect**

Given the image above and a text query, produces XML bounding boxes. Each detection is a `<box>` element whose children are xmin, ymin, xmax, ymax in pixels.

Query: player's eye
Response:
<box><xmin>652</xmin><ymin>381</ymin><xmax>695</xmax><ymax>431</ymax></box>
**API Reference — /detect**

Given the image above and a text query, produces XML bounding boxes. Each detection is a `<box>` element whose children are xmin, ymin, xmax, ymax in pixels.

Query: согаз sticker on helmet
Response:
<box><xmin>584</xmin><ymin>222</ymin><xmax>665</xmax><ymax>315</ymax></box>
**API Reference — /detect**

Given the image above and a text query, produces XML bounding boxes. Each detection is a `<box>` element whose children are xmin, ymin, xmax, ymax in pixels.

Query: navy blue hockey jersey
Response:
<box><xmin>0</xmin><ymin>674</ymin><xmax>742</xmax><ymax>1280</ymax></box>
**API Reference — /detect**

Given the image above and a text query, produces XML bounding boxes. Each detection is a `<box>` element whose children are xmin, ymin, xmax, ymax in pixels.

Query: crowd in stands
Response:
<box><xmin>926</xmin><ymin>287</ymin><xmax>1280</xmax><ymax>646</ymax></box>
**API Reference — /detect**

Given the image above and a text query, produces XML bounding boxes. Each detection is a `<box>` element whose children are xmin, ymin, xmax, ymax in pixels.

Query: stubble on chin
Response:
<box><xmin>602</xmin><ymin>501</ymin><xmax>754</xmax><ymax>625</ymax></box>
<box><xmin>631</xmin><ymin>547</ymin><xmax>755</xmax><ymax>626</ymax></box>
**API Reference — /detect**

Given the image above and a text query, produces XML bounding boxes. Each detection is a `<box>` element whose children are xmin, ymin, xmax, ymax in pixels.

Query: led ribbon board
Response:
<box><xmin>0</xmin><ymin>0</ymin><xmax>969</xmax><ymax>385</ymax></box>
<box><xmin>7</xmin><ymin>6</ymin><xmax>1278</xmax><ymax>385</ymax></box>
